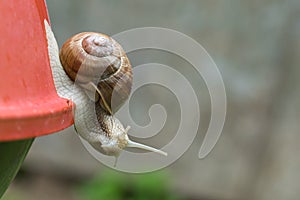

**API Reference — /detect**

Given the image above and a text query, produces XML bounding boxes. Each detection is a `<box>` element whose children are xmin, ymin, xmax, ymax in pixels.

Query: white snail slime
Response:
<box><xmin>44</xmin><ymin>20</ymin><xmax>167</xmax><ymax>166</ymax></box>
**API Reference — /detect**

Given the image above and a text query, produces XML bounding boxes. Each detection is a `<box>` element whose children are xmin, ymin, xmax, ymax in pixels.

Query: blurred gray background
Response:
<box><xmin>5</xmin><ymin>0</ymin><xmax>300</xmax><ymax>200</ymax></box>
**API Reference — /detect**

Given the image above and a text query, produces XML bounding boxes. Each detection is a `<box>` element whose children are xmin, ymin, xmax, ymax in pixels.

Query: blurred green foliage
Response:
<box><xmin>1</xmin><ymin>191</ymin><xmax>27</xmax><ymax>200</ymax></box>
<box><xmin>0</xmin><ymin>139</ymin><xmax>33</xmax><ymax>198</ymax></box>
<box><xmin>78</xmin><ymin>169</ymin><xmax>184</xmax><ymax>200</ymax></box>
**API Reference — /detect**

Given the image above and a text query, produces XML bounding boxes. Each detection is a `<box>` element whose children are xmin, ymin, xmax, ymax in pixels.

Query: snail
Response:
<box><xmin>44</xmin><ymin>20</ymin><xmax>167</xmax><ymax>165</ymax></box>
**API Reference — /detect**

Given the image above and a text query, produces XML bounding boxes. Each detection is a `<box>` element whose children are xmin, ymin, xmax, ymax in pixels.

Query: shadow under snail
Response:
<box><xmin>44</xmin><ymin>20</ymin><xmax>167</xmax><ymax>165</ymax></box>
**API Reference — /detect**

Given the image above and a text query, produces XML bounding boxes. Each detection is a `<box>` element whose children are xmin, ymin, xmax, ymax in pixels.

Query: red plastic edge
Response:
<box><xmin>0</xmin><ymin>0</ymin><xmax>74</xmax><ymax>141</ymax></box>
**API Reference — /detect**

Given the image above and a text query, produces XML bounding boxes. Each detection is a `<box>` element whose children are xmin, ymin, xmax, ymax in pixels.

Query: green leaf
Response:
<box><xmin>0</xmin><ymin>139</ymin><xmax>33</xmax><ymax>198</ymax></box>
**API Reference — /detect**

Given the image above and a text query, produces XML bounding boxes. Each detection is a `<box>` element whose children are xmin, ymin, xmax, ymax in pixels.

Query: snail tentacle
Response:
<box><xmin>88</xmin><ymin>81</ymin><xmax>113</xmax><ymax>115</ymax></box>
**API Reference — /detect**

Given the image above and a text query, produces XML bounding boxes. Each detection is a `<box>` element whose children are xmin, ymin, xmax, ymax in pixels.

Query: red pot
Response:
<box><xmin>0</xmin><ymin>0</ymin><xmax>74</xmax><ymax>141</ymax></box>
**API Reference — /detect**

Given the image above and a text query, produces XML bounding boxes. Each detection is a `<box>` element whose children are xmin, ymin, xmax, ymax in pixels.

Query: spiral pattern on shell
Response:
<box><xmin>59</xmin><ymin>32</ymin><xmax>132</xmax><ymax>114</ymax></box>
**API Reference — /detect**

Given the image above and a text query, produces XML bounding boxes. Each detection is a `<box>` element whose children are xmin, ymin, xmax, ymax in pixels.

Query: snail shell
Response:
<box><xmin>59</xmin><ymin>32</ymin><xmax>132</xmax><ymax>114</ymax></box>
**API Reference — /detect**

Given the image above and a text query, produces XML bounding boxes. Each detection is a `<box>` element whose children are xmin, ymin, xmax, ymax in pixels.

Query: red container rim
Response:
<box><xmin>0</xmin><ymin>0</ymin><xmax>74</xmax><ymax>141</ymax></box>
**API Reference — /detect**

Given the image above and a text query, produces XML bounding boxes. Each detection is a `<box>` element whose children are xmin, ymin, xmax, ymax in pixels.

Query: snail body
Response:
<box><xmin>44</xmin><ymin>20</ymin><xmax>167</xmax><ymax>162</ymax></box>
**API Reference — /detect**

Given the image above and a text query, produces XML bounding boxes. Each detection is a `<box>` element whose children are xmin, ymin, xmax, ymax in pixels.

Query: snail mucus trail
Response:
<box><xmin>56</xmin><ymin>30</ymin><xmax>167</xmax><ymax>162</ymax></box>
